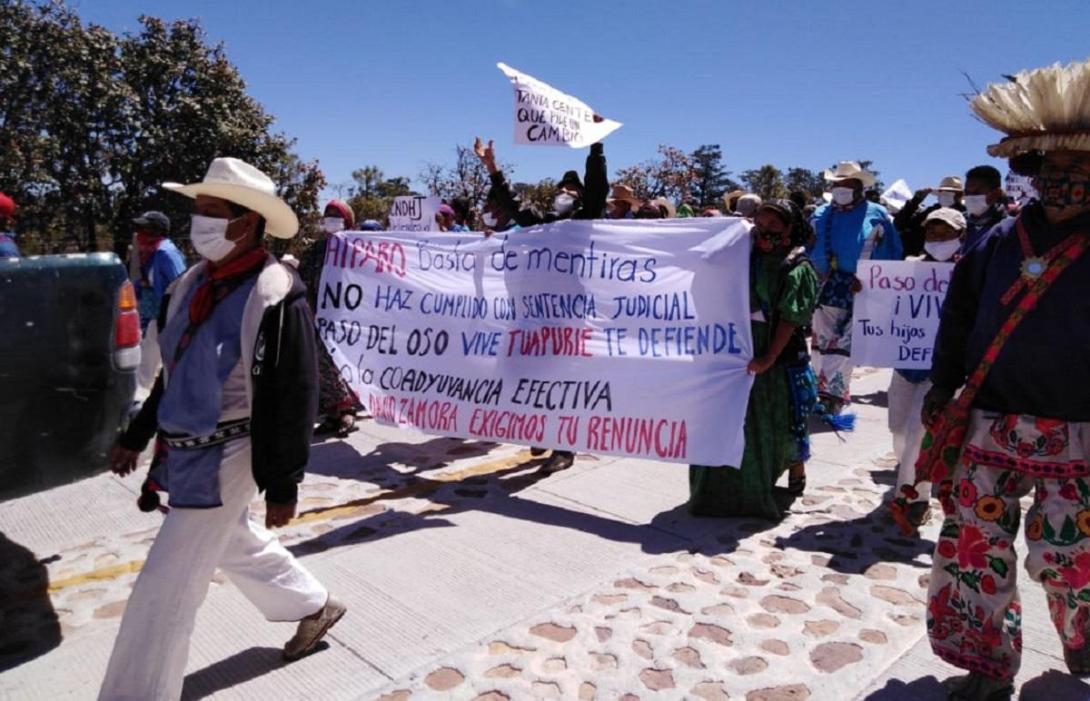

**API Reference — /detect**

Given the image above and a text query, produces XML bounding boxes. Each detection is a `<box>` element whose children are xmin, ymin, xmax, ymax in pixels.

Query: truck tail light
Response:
<box><xmin>114</xmin><ymin>280</ymin><xmax>142</xmax><ymax>370</ymax></box>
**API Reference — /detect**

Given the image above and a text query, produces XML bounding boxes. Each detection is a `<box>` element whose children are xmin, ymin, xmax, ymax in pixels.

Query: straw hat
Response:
<box><xmin>722</xmin><ymin>189</ymin><xmax>746</xmax><ymax>211</ymax></box>
<box><xmin>934</xmin><ymin>176</ymin><xmax>964</xmax><ymax>192</ymax></box>
<box><xmin>823</xmin><ymin>161</ymin><xmax>877</xmax><ymax>188</ymax></box>
<box><xmin>608</xmin><ymin>184</ymin><xmax>642</xmax><ymax>208</ymax></box>
<box><xmin>971</xmin><ymin>57</ymin><xmax>1090</xmax><ymax>157</ymax></box>
<box><xmin>164</xmin><ymin>157</ymin><xmax>299</xmax><ymax>238</ymax></box>
<box><xmin>650</xmin><ymin>197</ymin><xmax>676</xmax><ymax>218</ymax></box>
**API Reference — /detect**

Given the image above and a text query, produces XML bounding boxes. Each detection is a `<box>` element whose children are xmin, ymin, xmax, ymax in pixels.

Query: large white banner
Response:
<box><xmin>851</xmin><ymin>260</ymin><xmax>954</xmax><ymax>370</ymax></box>
<box><xmin>497</xmin><ymin>62</ymin><xmax>622</xmax><ymax>148</ymax></box>
<box><xmin>388</xmin><ymin>195</ymin><xmax>441</xmax><ymax>232</ymax></box>
<box><xmin>316</xmin><ymin>219</ymin><xmax>754</xmax><ymax>467</ymax></box>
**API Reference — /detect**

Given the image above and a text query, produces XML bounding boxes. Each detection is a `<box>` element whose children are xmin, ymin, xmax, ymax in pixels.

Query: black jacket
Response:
<box><xmin>487</xmin><ymin>142</ymin><xmax>609</xmax><ymax>226</ymax></box>
<box><xmin>120</xmin><ymin>265</ymin><xmax>319</xmax><ymax>504</ymax></box>
<box><xmin>894</xmin><ymin>197</ymin><xmax>966</xmax><ymax>258</ymax></box>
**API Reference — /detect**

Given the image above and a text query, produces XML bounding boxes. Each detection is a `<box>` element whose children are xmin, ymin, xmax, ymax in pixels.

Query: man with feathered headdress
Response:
<box><xmin>918</xmin><ymin>57</ymin><xmax>1090</xmax><ymax>700</ymax></box>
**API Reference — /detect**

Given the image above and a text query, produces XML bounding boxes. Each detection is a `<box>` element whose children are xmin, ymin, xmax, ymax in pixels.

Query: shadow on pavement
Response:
<box><xmin>307</xmin><ymin>436</ymin><xmax>498</xmax><ymax>480</ymax></box>
<box><xmin>773</xmin><ymin>501</ymin><xmax>934</xmax><ymax>575</ymax></box>
<box><xmin>861</xmin><ymin>674</ymin><xmax>945</xmax><ymax>700</ymax></box>
<box><xmin>181</xmin><ymin>644</ymin><xmax>313</xmax><ymax>700</ymax></box>
<box><xmin>1018</xmin><ymin>670</ymin><xmax>1090</xmax><ymax>699</ymax></box>
<box><xmin>289</xmin><ymin>441</ymin><xmax>714</xmax><ymax>558</ymax></box>
<box><xmin>0</xmin><ymin>532</ymin><xmax>60</xmax><ymax>673</ymax></box>
<box><xmin>855</xmin><ymin>389</ymin><xmax>890</xmax><ymax>409</ymax></box>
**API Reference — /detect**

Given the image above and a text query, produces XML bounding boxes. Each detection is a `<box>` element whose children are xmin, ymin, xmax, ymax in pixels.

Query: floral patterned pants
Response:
<box><xmin>812</xmin><ymin>304</ymin><xmax>853</xmax><ymax>404</ymax></box>
<box><xmin>927</xmin><ymin>411</ymin><xmax>1090</xmax><ymax>681</ymax></box>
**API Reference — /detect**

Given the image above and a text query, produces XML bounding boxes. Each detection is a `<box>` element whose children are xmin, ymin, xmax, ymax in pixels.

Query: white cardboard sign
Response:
<box><xmin>497</xmin><ymin>62</ymin><xmax>622</xmax><ymax>148</ymax></box>
<box><xmin>851</xmin><ymin>260</ymin><xmax>954</xmax><ymax>370</ymax></box>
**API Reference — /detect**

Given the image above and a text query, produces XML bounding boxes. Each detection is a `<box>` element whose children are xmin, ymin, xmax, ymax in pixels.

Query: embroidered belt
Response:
<box><xmin>161</xmin><ymin>418</ymin><xmax>251</xmax><ymax>450</ymax></box>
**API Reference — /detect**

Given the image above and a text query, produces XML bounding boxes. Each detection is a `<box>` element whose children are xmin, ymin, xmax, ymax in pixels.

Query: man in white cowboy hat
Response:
<box><xmin>915</xmin><ymin>57</ymin><xmax>1090</xmax><ymax>701</ymax></box>
<box><xmin>808</xmin><ymin>161</ymin><xmax>903</xmax><ymax>413</ymax></box>
<box><xmin>100</xmin><ymin>157</ymin><xmax>345</xmax><ymax>700</ymax></box>
<box><xmin>895</xmin><ymin>175</ymin><xmax>967</xmax><ymax>257</ymax></box>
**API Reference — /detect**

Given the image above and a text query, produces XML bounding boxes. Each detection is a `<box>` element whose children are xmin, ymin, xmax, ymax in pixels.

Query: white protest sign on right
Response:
<box><xmin>388</xmin><ymin>196</ymin><xmax>441</xmax><ymax>232</ymax></box>
<box><xmin>497</xmin><ymin>62</ymin><xmax>622</xmax><ymax>148</ymax></box>
<box><xmin>1005</xmin><ymin>172</ymin><xmax>1038</xmax><ymax>207</ymax></box>
<box><xmin>880</xmin><ymin>179</ymin><xmax>913</xmax><ymax>214</ymax></box>
<box><xmin>851</xmin><ymin>260</ymin><xmax>954</xmax><ymax>370</ymax></box>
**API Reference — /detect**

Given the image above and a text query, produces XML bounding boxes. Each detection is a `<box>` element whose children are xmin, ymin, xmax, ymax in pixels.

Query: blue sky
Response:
<box><xmin>76</xmin><ymin>0</ymin><xmax>1089</xmax><ymax>198</ymax></box>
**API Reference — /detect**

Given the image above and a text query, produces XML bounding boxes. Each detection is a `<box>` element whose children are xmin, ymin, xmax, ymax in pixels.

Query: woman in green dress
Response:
<box><xmin>689</xmin><ymin>199</ymin><xmax>822</xmax><ymax>520</ymax></box>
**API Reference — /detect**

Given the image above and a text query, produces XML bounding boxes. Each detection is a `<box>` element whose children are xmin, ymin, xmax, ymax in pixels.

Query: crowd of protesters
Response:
<box><xmin>2</xmin><ymin>55</ymin><xmax>1087</xmax><ymax>701</ymax></box>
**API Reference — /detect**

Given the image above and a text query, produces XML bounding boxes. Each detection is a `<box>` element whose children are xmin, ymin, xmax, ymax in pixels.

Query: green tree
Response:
<box><xmin>0</xmin><ymin>2</ymin><xmax>324</xmax><ymax>255</ymax></box>
<box><xmin>614</xmin><ymin>144</ymin><xmax>694</xmax><ymax>203</ymax></box>
<box><xmin>741</xmin><ymin>164</ymin><xmax>787</xmax><ymax>201</ymax></box>
<box><xmin>784</xmin><ymin>167</ymin><xmax>826</xmax><ymax>200</ymax></box>
<box><xmin>345</xmin><ymin>166</ymin><xmax>413</xmax><ymax>224</ymax></box>
<box><xmin>420</xmin><ymin>143</ymin><xmax>504</xmax><ymax>213</ymax></box>
<box><xmin>512</xmin><ymin>178</ymin><xmax>557</xmax><ymax>214</ymax></box>
<box><xmin>689</xmin><ymin>144</ymin><xmax>738</xmax><ymax>207</ymax></box>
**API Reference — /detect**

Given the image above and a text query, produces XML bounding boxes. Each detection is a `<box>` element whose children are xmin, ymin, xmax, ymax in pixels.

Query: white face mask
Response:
<box><xmin>963</xmin><ymin>195</ymin><xmax>989</xmax><ymax>217</ymax></box>
<box><xmin>321</xmin><ymin>217</ymin><xmax>345</xmax><ymax>234</ymax></box>
<box><xmin>831</xmin><ymin>187</ymin><xmax>855</xmax><ymax>206</ymax></box>
<box><xmin>937</xmin><ymin>191</ymin><xmax>958</xmax><ymax>208</ymax></box>
<box><xmin>190</xmin><ymin>214</ymin><xmax>238</xmax><ymax>262</ymax></box>
<box><xmin>924</xmin><ymin>239</ymin><xmax>961</xmax><ymax>262</ymax></box>
<box><xmin>553</xmin><ymin>193</ymin><xmax>576</xmax><ymax>216</ymax></box>
<box><xmin>481</xmin><ymin>212</ymin><xmax>498</xmax><ymax>229</ymax></box>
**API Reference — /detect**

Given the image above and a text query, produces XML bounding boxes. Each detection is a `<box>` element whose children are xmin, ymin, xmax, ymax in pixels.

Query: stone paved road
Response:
<box><xmin>1</xmin><ymin>368</ymin><xmax>1087</xmax><ymax>700</ymax></box>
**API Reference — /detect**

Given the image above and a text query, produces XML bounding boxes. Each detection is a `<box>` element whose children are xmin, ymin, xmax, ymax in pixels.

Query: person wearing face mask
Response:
<box><xmin>895</xmin><ymin>176</ymin><xmax>966</xmax><ymax>257</ymax></box>
<box><xmin>886</xmin><ymin>207</ymin><xmax>965</xmax><ymax>532</ymax></box>
<box><xmin>961</xmin><ymin>165</ymin><xmax>1009</xmax><ymax>251</ymax></box>
<box><xmin>690</xmin><ymin>200</ymin><xmax>821</xmax><ymax>519</ymax></box>
<box><xmin>100</xmin><ymin>158</ymin><xmax>344</xmax><ymax>700</ymax></box>
<box><xmin>809</xmin><ymin>161</ymin><xmax>903</xmax><ymax>415</ymax></box>
<box><xmin>298</xmin><ymin>199</ymin><xmax>362</xmax><ymax>437</ymax></box>
<box><xmin>475</xmin><ymin>136</ymin><xmax>609</xmax><ymax>473</ymax></box>
<box><xmin>129</xmin><ymin>210</ymin><xmax>186</xmax><ymax>333</ymax></box>
<box><xmin>897</xmin><ymin>58</ymin><xmax>1090</xmax><ymax>701</ymax></box>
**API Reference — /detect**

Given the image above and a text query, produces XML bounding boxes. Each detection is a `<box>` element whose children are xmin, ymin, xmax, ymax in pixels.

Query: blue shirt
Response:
<box><xmin>809</xmin><ymin>201</ymin><xmax>903</xmax><ymax>275</ymax></box>
<box><xmin>137</xmin><ymin>240</ymin><xmax>187</xmax><ymax>329</ymax></box>
<box><xmin>154</xmin><ymin>270</ymin><xmax>256</xmax><ymax>507</ymax></box>
<box><xmin>0</xmin><ymin>233</ymin><xmax>20</xmax><ymax>258</ymax></box>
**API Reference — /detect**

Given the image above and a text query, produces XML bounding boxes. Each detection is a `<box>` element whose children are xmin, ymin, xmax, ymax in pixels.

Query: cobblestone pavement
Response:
<box><xmin>1</xmin><ymin>368</ymin><xmax>1085</xmax><ymax>699</ymax></box>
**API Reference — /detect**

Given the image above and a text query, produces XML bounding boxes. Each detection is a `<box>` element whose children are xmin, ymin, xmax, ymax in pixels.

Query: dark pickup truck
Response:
<box><xmin>0</xmin><ymin>254</ymin><xmax>140</xmax><ymax>500</ymax></box>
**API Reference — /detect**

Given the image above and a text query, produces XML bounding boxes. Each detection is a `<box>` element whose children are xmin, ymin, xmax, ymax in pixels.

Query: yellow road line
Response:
<box><xmin>46</xmin><ymin>449</ymin><xmax>537</xmax><ymax>594</ymax></box>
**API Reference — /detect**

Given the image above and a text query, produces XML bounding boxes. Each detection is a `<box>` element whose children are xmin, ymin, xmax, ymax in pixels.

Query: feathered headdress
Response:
<box><xmin>971</xmin><ymin>57</ymin><xmax>1090</xmax><ymax>157</ymax></box>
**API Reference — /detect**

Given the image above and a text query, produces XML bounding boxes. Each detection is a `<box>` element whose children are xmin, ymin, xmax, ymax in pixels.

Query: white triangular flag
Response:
<box><xmin>880</xmin><ymin>179</ymin><xmax>913</xmax><ymax>213</ymax></box>
<box><xmin>497</xmin><ymin>62</ymin><xmax>622</xmax><ymax>148</ymax></box>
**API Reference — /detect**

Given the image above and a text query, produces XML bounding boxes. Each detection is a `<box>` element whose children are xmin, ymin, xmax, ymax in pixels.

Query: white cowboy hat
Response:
<box><xmin>972</xmin><ymin>57</ymin><xmax>1090</xmax><ymax>157</ymax></box>
<box><xmin>823</xmin><ymin>161</ymin><xmax>877</xmax><ymax>189</ymax></box>
<box><xmin>163</xmin><ymin>157</ymin><xmax>299</xmax><ymax>238</ymax></box>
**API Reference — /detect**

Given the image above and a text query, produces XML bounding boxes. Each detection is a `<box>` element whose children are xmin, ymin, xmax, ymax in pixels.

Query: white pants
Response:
<box><xmin>812</xmin><ymin>305</ymin><xmax>854</xmax><ymax>404</ymax></box>
<box><xmin>99</xmin><ymin>440</ymin><xmax>327</xmax><ymax>701</ymax></box>
<box><xmin>888</xmin><ymin>372</ymin><xmax>931</xmax><ymax>502</ymax></box>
